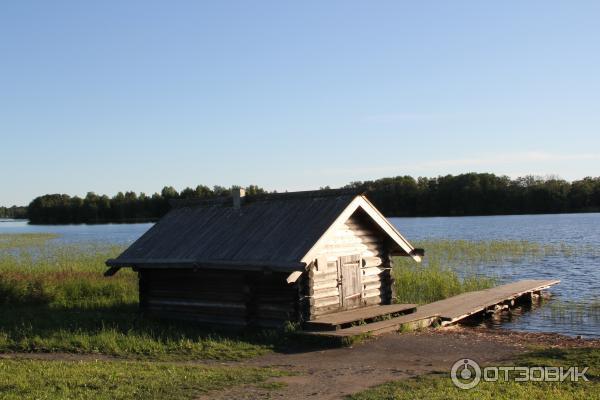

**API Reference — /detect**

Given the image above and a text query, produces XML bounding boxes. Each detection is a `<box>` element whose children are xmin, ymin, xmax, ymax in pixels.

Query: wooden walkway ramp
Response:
<box><xmin>303</xmin><ymin>279</ymin><xmax>559</xmax><ymax>338</ymax></box>
<box><xmin>419</xmin><ymin>279</ymin><xmax>560</xmax><ymax>324</ymax></box>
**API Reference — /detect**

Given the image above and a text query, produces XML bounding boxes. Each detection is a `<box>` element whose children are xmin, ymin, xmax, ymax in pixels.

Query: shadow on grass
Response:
<box><xmin>0</xmin><ymin>302</ymin><xmax>339</xmax><ymax>360</ymax></box>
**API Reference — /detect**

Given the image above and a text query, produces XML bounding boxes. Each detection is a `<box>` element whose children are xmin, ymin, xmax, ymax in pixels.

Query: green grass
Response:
<box><xmin>392</xmin><ymin>258</ymin><xmax>495</xmax><ymax>304</ymax></box>
<box><xmin>0</xmin><ymin>243</ymin><xmax>136</xmax><ymax>308</ymax></box>
<box><xmin>0</xmin><ymin>358</ymin><xmax>284</xmax><ymax>400</ymax></box>
<box><xmin>348</xmin><ymin>347</ymin><xmax>600</xmax><ymax>400</ymax></box>
<box><xmin>0</xmin><ymin>236</ymin><xmax>274</xmax><ymax>360</ymax></box>
<box><xmin>391</xmin><ymin>239</ymin><xmax>510</xmax><ymax>304</ymax></box>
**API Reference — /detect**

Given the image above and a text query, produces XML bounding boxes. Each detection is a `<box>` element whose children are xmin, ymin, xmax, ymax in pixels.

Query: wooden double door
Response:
<box><xmin>337</xmin><ymin>254</ymin><xmax>362</xmax><ymax>309</ymax></box>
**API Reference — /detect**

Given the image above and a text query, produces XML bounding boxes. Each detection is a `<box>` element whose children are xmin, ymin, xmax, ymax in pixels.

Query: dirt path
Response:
<box><xmin>2</xmin><ymin>327</ymin><xmax>598</xmax><ymax>400</ymax></box>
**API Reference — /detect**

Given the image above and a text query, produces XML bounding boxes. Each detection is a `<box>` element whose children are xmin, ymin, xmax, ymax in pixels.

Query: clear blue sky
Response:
<box><xmin>1</xmin><ymin>1</ymin><xmax>599</xmax><ymax>206</ymax></box>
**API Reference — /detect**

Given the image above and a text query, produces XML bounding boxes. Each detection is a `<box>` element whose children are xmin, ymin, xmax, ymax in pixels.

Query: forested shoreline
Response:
<box><xmin>17</xmin><ymin>173</ymin><xmax>600</xmax><ymax>224</ymax></box>
<box><xmin>0</xmin><ymin>206</ymin><xmax>27</xmax><ymax>219</ymax></box>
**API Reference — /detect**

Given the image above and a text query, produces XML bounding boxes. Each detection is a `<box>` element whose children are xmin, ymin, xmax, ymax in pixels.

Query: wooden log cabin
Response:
<box><xmin>105</xmin><ymin>189</ymin><xmax>423</xmax><ymax>328</ymax></box>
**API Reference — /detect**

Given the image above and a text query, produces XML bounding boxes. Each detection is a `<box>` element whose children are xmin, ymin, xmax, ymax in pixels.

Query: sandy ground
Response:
<box><xmin>2</xmin><ymin>326</ymin><xmax>598</xmax><ymax>400</ymax></box>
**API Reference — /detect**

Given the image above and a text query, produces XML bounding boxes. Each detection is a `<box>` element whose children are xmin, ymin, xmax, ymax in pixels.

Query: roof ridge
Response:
<box><xmin>247</xmin><ymin>188</ymin><xmax>361</xmax><ymax>202</ymax></box>
<box><xmin>170</xmin><ymin>196</ymin><xmax>230</xmax><ymax>208</ymax></box>
<box><xmin>170</xmin><ymin>188</ymin><xmax>362</xmax><ymax>208</ymax></box>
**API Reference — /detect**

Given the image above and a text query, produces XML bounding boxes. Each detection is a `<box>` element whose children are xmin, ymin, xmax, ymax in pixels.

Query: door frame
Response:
<box><xmin>337</xmin><ymin>254</ymin><xmax>362</xmax><ymax>309</ymax></box>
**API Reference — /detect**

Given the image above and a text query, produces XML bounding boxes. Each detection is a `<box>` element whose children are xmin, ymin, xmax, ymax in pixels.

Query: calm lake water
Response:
<box><xmin>1</xmin><ymin>213</ymin><xmax>599</xmax><ymax>338</ymax></box>
<box><xmin>392</xmin><ymin>213</ymin><xmax>600</xmax><ymax>338</ymax></box>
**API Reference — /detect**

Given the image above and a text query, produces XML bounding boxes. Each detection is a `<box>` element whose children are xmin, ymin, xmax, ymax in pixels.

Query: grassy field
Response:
<box><xmin>349</xmin><ymin>347</ymin><xmax>600</xmax><ymax>400</ymax></box>
<box><xmin>0</xmin><ymin>233</ymin><xmax>595</xmax><ymax>399</ymax></box>
<box><xmin>0</xmin><ymin>358</ymin><xmax>284</xmax><ymax>400</ymax></box>
<box><xmin>392</xmin><ymin>258</ymin><xmax>495</xmax><ymax>305</ymax></box>
<box><xmin>0</xmin><ymin>235</ymin><xmax>273</xmax><ymax>360</ymax></box>
<box><xmin>0</xmin><ymin>233</ymin><xmax>560</xmax><ymax>359</ymax></box>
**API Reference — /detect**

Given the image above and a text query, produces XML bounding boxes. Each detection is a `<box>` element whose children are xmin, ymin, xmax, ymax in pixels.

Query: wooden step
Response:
<box><xmin>304</xmin><ymin>310</ymin><xmax>440</xmax><ymax>338</ymax></box>
<box><xmin>305</xmin><ymin>304</ymin><xmax>417</xmax><ymax>331</ymax></box>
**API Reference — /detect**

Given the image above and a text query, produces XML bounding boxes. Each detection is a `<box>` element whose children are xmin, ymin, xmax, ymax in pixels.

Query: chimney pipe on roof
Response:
<box><xmin>232</xmin><ymin>188</ymin><xmax>245</xmax><ymax>209</ymax></box>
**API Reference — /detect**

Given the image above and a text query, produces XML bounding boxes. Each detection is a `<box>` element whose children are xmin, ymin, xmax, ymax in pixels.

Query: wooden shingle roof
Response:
<box><xmin>106</xmin><ymin>191</ymin><xmax>358</xmax><ymax>272</ymax></box>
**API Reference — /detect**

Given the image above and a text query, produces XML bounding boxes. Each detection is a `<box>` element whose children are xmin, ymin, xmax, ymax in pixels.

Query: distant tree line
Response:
<box><xmin>27</xmin><ymin>185</ymin><xmax>266</xmax><ymax>224</ymax></box>
<box><xmin>23</xmin><ymin>173</ymin><xmax>600</xmax><ymax>224</ymax></box>
<box><xmin>0</xmin><ymin>206</ymin><xmax>28</xmax><ymax>219</ymax></box>
<box><xmin>344</xmin><ymin>173</ymin><xmax>600</xmax><ymax>216</ymax></box>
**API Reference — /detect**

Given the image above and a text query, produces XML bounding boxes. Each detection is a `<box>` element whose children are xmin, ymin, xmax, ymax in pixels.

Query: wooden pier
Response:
<box><xmin>303</xmin><ymin>279</ymin><xmax>560</xmax><ymax>338</ymax></box>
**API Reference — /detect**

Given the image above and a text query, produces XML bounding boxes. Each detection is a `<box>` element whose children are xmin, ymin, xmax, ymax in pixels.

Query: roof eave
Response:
<box><xmin>105</xmin><ymin>258</ymin><xmax>305</xmax><ymax>273</ymax></box>
<box><xmin>358</xmin><ymin>196</ymin><xmax>422</xmax><ymax>262</ymax></box>
<box><xmin>300</xmin><ymin>195</ymin><xmax>422</xmax><ymax>264</ymax></box>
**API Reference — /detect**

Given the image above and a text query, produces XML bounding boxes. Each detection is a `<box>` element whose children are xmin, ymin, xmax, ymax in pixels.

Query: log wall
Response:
<box><xmin>308</xmin><ymin>210</ymin><xmax>394</xmax><ymax>318</ymax></box>
<box><xmin>139</xmin><ymin>268</ymin><xmax>298</xmax><ymax>328</ymax></box>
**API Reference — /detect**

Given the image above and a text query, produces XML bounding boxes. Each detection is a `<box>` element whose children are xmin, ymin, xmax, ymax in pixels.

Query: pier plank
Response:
<box><xmin>301</xmin><ymin>279</ymin><xmax>560</xmax><ymax>338</ymax></box>
<box><xmin>419</xmin><ymin>279</ymin><xmax>560</xmax><ymax>323</ymax></box>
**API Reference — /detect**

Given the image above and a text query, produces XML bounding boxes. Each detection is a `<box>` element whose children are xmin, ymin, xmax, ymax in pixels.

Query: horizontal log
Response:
<box><xmin>363</xmin><ymin>288</ymin><xmax>388</xmax><ymax>298</ymax></box>
<box><xmin>325</xmin><ymin>240</ymin><xmax>383</xmax><ymax>251</ymax></box>
<box><xmin>254</xmin><ymin>293</ymin><xmax>297</xmax><ymax>300</ymax></box>
<box><xmin>311</xmin><ymin>262</ymin><xmax>336</xmax><ymax>274</ymax></box>
<box><xmin>312</xmin><ymin>279</ymin><xmax>338</xmax><ymax>291</ymax></box>
<box><xmin>255</xmin><ymin>310</ymin><xmax>295</xmax><ymax>320</ymax></box>
<box><xmin>311</xmin><ymin>287</ymin><xmax>340</xmax><ymax>299</ymax></box>
<box><xmin>362</xmin><ymin>257</ymin><xmax>383</xmax><ymax>268</ymax></box>
<box><xmin>361</xmin><ymin>274</ymin><xmax>384</xmax><ymax>284</ymax></box>
<box><xmin>319</xmin><ymin>244</ymin><xmax>381</xmax><ymax>256</ymax></box>
<box><xmin>144</xmin><ymin>272</ymin><xmax>245</xmax><ymax>282</ymax></box>
<box><xmin>344</xmin><ymin>221</ymin><xmax>368</xmax><ymax>229</ymax></box>
<box><xmin>147</xmin><ymin>290</ymin><xmax>247</xmax><ymax>302</ymax></box>
<box><xmin>362</xmin><ymin>267</ymin><xmax>384</xmax><ymax>277</ymax></box>
<box><xmin>146</xmin><ymin>280</ymin><xmax>247</xmax><ymax>289</ymax></box>
<box><xmin>255</xmin><ymin>302</ymin><xmax>295</xmax><ymax>311</ymax></box>
<box><xmin>309</xmin><ymin>295</ymin><xmax>340</xmax><ymax>307</ymax></box>
<box><xmin>310</xmin><ymin>303</ymin><xmax>343</xmax><ymax>317</ymax></box>
<box><xmin>147</xmin><ymin>299</ymin><xmax>246</xmax><ymax>310</ymax></box>
<box><xmin>309</xmin><ymin>270</ymin><xmax>338</xmax><ymax>280</ymax></box>
<box><xmin>362</xmin><ymin>281</ymin><xmax>385</xmax><ymax>291</ymax></box>
<box><xmin>251</xmin><ymin>318</ymin><xmax>289</xmax><ymax>328</ymax></box>
<box><xmin>254</xmin><ymin>305</ymin><xmax>295</xmax><ymax>314</ymax></box>
<box><xmin>322</xmin><ymin>251</ymin><xmax>381</xmax><ymax>263</ymax></box>
<box><xmin>325</xmin><ymin>236</ymin><xmax>364</xmax><ymax>245</ymax></box>
<box><xmin>357</xmin><ymin>235</ymin><xmax>383</xmax><ymax>244</ymax></box>
<box><xmin>334</xmin><ymin>228</ymin><xmax>378</xmax><ymax>238</ymax></box>
<box><xmin>362</xmin><ymin>296</ymin><xmax>384</xmax><ymax>307</ymax></box>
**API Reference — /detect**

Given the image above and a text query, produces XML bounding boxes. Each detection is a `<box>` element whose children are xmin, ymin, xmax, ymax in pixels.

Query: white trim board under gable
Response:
<box><xmin>300</xmin><ymin>195</ymin><xmax>422</xmax><ymax>267</ymax></box>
